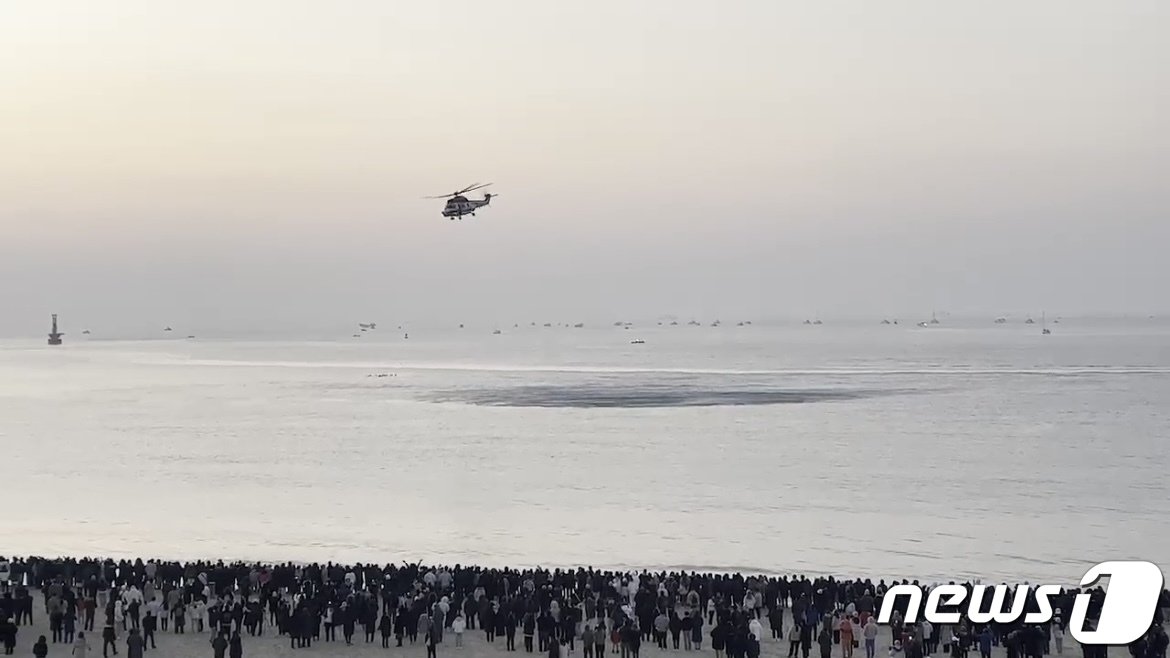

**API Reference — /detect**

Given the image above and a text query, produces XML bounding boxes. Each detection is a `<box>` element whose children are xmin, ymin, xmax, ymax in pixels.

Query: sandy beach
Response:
<box><xmin>7</xmin><ymin>590</ymin><xmax>1090</xmax><ymax>658</ymax></box>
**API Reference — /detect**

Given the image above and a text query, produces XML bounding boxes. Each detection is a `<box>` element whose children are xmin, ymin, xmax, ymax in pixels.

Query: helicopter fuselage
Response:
<box><xmin>441</xmin><ymin>194</ymin><xmax>492</xmax><ymax>219</ymax></box>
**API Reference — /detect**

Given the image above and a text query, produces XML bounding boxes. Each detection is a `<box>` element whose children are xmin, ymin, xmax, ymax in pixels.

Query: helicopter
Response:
<box><xmin>425</xmin><ymin>182</ymin><xmax>496</xmax><ymax>220</ymax></box>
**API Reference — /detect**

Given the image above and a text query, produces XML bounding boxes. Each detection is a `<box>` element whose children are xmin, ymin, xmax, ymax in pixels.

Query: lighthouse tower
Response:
<box><xmin>48</xmin><ymin>314</ymin><xmax>63</xmax><ymax>346</ymax></box>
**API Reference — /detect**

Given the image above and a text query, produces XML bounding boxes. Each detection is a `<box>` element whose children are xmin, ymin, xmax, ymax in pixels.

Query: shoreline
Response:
<box><xmin>1</xmin><ymin>555</ymin><xmax>1099</xmax><ymax>591</ymax></box>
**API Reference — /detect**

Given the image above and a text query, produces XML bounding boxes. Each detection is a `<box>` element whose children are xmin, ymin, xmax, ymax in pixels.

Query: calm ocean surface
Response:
<box><xmin>2</xmin><ymin>318</ymin><xmax>1168</xmax><ymax>584</ymax></box>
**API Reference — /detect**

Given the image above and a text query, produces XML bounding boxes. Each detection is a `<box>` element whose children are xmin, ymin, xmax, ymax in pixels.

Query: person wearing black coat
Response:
<box><xmin>523</xmin><ymin>612</ymin><xmax>537</xmax><ymax>653</ymax></box>
<box><xmin>427</xmin><ymin>625</ymin><xmax>439</xmax><ymax>658</ymax></box>
<box><xmin>380</xmin><ymin>612</ymin><xmax>393</xmax><ymax>648</ymax></box>
<box><xmin>101</xmin><ymin>623</ymin><xmax>116</xmax><ymax>658</ymax></box>
<box><xmin>505</xmin><ymin>610</ymin><xmax>518</xmax><ymax>651</ymax></box>
<box><xmin>819</xmin><ymin>629</ymin><xmax>834</xmax><ymax>658</ymax></box>
<box><xmin>711</xmin><ymin>620</ymin><xmax>728</xmax><ymax>658</ymax></box>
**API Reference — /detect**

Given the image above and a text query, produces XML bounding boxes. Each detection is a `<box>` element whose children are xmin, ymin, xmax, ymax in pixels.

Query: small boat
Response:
<box><xmin>47</xmin><ymin>314</ymin><xmax>63</xmax><ymax>346</ymax></box>
<box><xmin>737</xmin><ymin>322</ymin><xmax>745</xmax><ymax>327</ymax></box>
<box><xmin>186</xmin><ymin>335</ymin><xmax>196</xmax><ymax>339</ymax></box>
<box><xmin>994</xmin><ymin>317</ymin><xmax>1007</xmax><ymax>324</ymax></box>
<box><xmin>880</xmin><ymin>319</ymin><xmax>891</xmax><ymax>325</ymax></box>
<box><xmin>670</xmin><ymin>321</ymin><xmax>679</xmax><ymax>326</ymax></box>
<box><xmin>492</xmin><ymin>329</ymin><xmax>502</xmax><ymax>335</ymax></box>
<box><xmin>404</xmin><ymin>333</ymin><xmax>409</xmax><ymax>339</ymax></box>
<box><xmin>352</xmin><ymin>333</ymin><xmax>361</xmax><ymax>338</ymax></box>
<box><xmin>803</xmin><ymin>320</ymin><xmax>812</xmax><ymax>325</ymax></box>
<box><xmin>917</xmin><ymin>321</ymin><xmax>929</xmax><ymax>328</ymax></box>
<box><xmin>630</xmin><ymin>339</ymin><xmax>645</xmax><ymax>344</ymax></box>
<box><xmin>82</xmin><ymin>329</ymin><xmax>91</xmax><ymax>335</ymax></box>
<box><xmin>459</xmin><ymin>324</ymin><xmax>464</xmax><ymax>329</ymax></box>
<box><xmin>929</xmin><ymin>312</ymin><xmax>940</xmax><ymax>325</ymax></box>
<box><xmin>813</xmin><ymin>320</ymin><xmax>823</xmax><ymax>325</ymax></box>
<box><xmin>543</xmin><ymin>323</ymin><xmax>552</xmax><ymax>327</ymax></box>
<box><xmin>164</xmin><ymin>326</ymin><xmax>173</xmax><ymax>332</ymax></box>
<box><xmin>1041</xmin><ymin>312</ymin><xmax>1051</xmax><ymax>335</ymax></box>
<box><xmin>1025</xmin><ymin>317</ymin><xmax>1035</xmax><ymax>325</ymax></box>
<box><xmin>574</xmin><ymin>323</ymin><xmax>584</xmax><ymax>328</ymax></box>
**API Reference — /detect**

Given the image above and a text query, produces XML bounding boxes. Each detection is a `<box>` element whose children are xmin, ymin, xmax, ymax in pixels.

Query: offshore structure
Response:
<box><xmin>47</xmin><ymin>314</ymin><xmax>63</xmax><ymax>346</ymax></box>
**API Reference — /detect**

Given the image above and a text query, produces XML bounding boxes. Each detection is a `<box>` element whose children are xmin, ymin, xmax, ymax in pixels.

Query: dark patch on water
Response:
<box><xmin>423</xmin><ymin>384</ymin><xmax>892</xmax><ymax>408</ymax></box>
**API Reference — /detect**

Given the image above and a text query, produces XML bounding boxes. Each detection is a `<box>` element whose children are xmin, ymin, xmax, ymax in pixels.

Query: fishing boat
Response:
<box><xmin>47</xmin><ymin>314</ymin><xmax>63</xmax><ymax>346</ymax></box>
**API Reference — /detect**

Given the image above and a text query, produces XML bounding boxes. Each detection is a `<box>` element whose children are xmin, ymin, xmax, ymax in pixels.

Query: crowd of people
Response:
<box><xmin>0</xmin><ymin>556</ymin><xmax>1167</xmax><ymax>658</ymax></box>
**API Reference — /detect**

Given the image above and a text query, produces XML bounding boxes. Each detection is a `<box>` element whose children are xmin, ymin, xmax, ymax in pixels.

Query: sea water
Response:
<box><xmin>2</xmin><ymin>318</ymin><xmax>1168</xmax><ymax>584</ymax></box>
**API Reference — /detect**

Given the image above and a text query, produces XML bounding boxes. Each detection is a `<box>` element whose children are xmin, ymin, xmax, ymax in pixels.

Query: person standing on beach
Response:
<box><xmin>712</xmin><ymin>620</ymin><xmax>728</xmax><ymax>658</ymax></box>
<box><xmin>396</xmin><ymin>603</ymin><xmax>408</xmax><ymax>647</ymax></box>
<box><xmin>427</xmin><ymin>624</ymin><xmax>439</xmax><ymax>658</ymax></box>
<box><xmin>384</xmin><ymin>610</ymin><xmax>397</xmax><ymax>648</ymax></box>
<box><xmin>863</xmin><ymin>617</ymin><xmax>878</xmax><ymax>658</ymax></box>
<box><xmin>594</xmin><ymin>619</ymin><xmax>607</xmax><ymax>658</ymax></box>
<box><xmin>366</xmin><ymin>603</ymin><xmax>380</xmax><ymax>644</ymax></box>
<box><xmin>144</xmin><ymin>600</ymin><xmax>159</xmax><ymax>645</ymax></box>
<box><xmin>505</xmin><ymin>608</ymin><xmax>519</xmax><ymax>651</ymax></box>
<box><xmin>819</xmin><ymin>628</ymin><xmax>834</xmax><ymax>658</ymax></box>
<box><xmin>342</xmin><ymin>603</ymin><xmax>357</xmax><ymax>645</ymax></box>
<box><xmin>322</xmin><ymin>603</ymin><xmax>335</xmax><ymax>642</ymax></box>
<box><xmin>418</xmin><ymin>608</ymin><xmax>432</xmax><ymax>647</ymax></box>
<box><xmin>100</xmin><ymin>623</ymin><xmax>116</xmax><ymax>658</ymax></box>
<box><xmin>655</xmin><ymin>610</ymin><xmax>669</xmax><ymax>649</ymax></box>
<box><xmin>211</xmin><ymin>632</ymin><xmax>227</xmax><ymax>658</ymax></box>
<box><xmin>72</xmin><ymin>631</ymin><xmax>91</xmax><ymax>657</ymax></box>
<box><xmin>582</xmin><ymin>623</ymin><xmax>595</xmax><ymax>658</ymax></box>
<box><xmin>125</xmin><ymin>628</ymin><xmax>143</xmax><ymax>658</ymax></box>
<box><xmin>840</xmin><ymin>616</ymin><xmax>855</xmax><ymax>658</ymax></box>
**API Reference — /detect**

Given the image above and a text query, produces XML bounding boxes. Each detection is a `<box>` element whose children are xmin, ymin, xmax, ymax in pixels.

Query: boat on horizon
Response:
<box><xmin>47</xmin><ymin>314</ymin><xmax>63</xmax><ymax>346</ymax></box>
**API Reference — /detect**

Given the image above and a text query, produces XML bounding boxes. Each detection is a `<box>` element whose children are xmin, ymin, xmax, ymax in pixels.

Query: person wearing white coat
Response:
<box><xmin>453</xmin><ymin>614</ymin><xmax>466</xmax><ymax>648</ymax></box>
<box><xmin>748</xmin><ymin>618</ymin><xmax>764</xmax><ymax>644</ymax></box>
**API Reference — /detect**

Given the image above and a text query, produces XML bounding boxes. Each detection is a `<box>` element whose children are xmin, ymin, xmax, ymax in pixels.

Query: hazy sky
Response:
<box><xmin>2</xmin><ymin>1</ymin><xmax>1167</xmax><ymax>335</ymax></box>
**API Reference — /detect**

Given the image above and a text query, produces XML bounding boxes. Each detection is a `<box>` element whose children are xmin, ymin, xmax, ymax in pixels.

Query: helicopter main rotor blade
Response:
<box><xmin>462</xmin><ymin>182</ymin><xmax>493</xmax><ymax>194</ymax></box>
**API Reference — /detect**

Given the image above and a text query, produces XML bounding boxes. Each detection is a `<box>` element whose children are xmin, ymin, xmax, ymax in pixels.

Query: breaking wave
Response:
<box><xmin>421</xmin><ymin>384</ymin><xmax>898</xmax><ymax>408</ymax></box>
